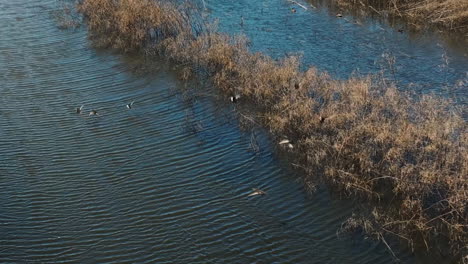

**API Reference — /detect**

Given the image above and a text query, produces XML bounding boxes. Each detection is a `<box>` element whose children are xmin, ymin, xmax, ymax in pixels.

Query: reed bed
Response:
<box><xmin>77</xmin><ymin>0</ymin><xmax>467</xmax><ymax>261</ymax></box>
<box><xmin>335</xmin><ymin>0</ymin><xmax>468</xmax><ymax>32</ymax></box>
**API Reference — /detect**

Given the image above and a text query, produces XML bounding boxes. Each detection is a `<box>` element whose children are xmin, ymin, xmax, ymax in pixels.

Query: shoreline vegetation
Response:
<box><xmin>330</xmin><ymin>0</ymin><xmax>468</xmax><ymax>33</ymax></box>
<box><xmin>75</xmin><ymin>0</ymin><xmax>467</xmax><ymax>261</ymax></box>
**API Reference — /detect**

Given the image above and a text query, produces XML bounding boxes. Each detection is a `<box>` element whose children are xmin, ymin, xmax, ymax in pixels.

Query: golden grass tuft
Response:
<box><xmin>406</xmin><ymin>0</ymin><xmax>468</xmax><ymax>30</ymax></box>
<box><xmin>336</xmin><ymin>0</ymin><xmax>468</xmax><ymax>32</ymax></box>
<box><xmin>77</xmin><ymin>0</ymin><xmax>467</xmax><ymax>260</ymax></box>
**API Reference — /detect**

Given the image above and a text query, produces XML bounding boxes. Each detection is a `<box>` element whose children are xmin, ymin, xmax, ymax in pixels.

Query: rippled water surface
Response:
<box><xmin>0</xmin><ymin>0</ymin><xmax>464</xmax><ymax>263</ymax></box>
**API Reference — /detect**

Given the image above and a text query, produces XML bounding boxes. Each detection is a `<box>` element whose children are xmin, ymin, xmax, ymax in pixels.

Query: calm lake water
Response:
<box><xmin>0</xmin><ymin>0</ymin><xmax>465</xmax><ymax>263</ymax></box>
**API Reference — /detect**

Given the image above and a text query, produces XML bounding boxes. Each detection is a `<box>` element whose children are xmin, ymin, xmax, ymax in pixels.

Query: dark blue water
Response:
<box><xmin>0</xmin><ymin>0</ymin><xmax>463</xmax><ymax>263</ymax></box>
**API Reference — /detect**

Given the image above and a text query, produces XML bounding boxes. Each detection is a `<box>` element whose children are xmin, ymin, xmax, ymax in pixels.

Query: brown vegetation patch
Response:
<box><xmin>334</xmin><ymin>0</ymin><xmax>468</xmax><ymax>32</ymax></box>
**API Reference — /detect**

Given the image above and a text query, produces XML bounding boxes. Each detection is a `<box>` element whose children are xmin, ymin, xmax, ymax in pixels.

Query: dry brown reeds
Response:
<box><xmin>335</xmin><ymin>0</ymin><xmax>468</xmax><ymax>32</ymax></box>
<box><xmin>77</xmin><ymin>0</ymin><xmax>467</xmax><ymax>261</ymax></box>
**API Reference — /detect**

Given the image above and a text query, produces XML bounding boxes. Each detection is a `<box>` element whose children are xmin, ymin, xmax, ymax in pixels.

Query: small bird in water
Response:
<box><xmin>291</xmin><ymin>8</ymin><xmax>297</xmax><ymax>13</ymax></box>
<box><xmin>230</xmin><ymin>94</ymin><xmax>241</xmax><ymax>103</ymax></box>
<box><xmin>319</xmin><ymin>114</ymin><xmax>335</xmax><ymax>124</ymax></box>
<box><xmin>319</xmin><ymin>116</ymin><xmax>326</xmax><ymax>123</ymax></box>
<box><xmin>336</xmin><ymin>13</ymin><xmax>343</xmax><ymax>18</ymax></box>
<box><xmin>126</xmin><ymin>101</ymin><xmax>135</xmax><ymax>109</ymax></box>
<box><xmin>89</xmin><ymin>110</ymin><xmax>99</xmax><ymax>116</ymax></box>
<box><xmin>76</xmin><ymin>105</ymin><xmax>84</xmax><ymax>114</ymax></box>
<box><xmin>248</xmin><ymin>188</ymin><xmax>266</xmax><ymax>197</ymax></box>
<box><xmin>397</xmin><ymin>28</ymin><xmax>404</xmax><ymax>33</ymax></box>
<box><xmin>279</xmin><ymin>139</ymin><xmax>294</xmax><ymax>149</ymax></box>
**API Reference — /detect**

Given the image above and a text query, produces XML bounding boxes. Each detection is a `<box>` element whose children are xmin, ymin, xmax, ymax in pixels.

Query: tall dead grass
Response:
<box><xmin>77</xmin><ymin>0</ymin><xmax>467</xmax><ymax>260</ymax></box>
<box><xmin>336</xmin><ymin>0</ymin><xmax>468</xmax><ymax>32</ymax></box>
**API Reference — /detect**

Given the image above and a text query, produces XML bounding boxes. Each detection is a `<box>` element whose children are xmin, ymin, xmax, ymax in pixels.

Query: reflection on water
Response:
<box><xmin>0</xmin><ymin>0</ymin><xmax>462</xmax><ymax>263</ymax></box>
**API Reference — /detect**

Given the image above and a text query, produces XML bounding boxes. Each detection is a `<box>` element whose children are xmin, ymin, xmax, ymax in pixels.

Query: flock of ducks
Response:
<box><xmin>75</xmin><ymin>94</ymin><xmax>300</xmax><ymax>197</ymax></box>
<box><xmin>75</xmin><ymin>101</ymin><xmax>135</xmax><ymax>116</ymax></box>
<box><xmin>76</xmin><ymin>95</ymin><xmax>268</xmax><ymax>197</ymax></box>
<box><xmin>229</xmin><ymin>91</ymin><xmax>332</xmax><ymax>198</ymax></box>
<box><xmin>72</xmin><ymin>92</ymin><xmax>324</xmax><ymax>197</ymax></box>
<box><xmin>73</xmin><ymin>5</ymin><xmax>408</xmax><ymax>201</ymax></box>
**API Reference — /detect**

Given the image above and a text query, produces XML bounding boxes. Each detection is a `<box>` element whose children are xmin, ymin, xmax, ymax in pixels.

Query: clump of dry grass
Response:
<box><xmin>77</xmin><ymin>0</ymin><xmax>203</xmax><ymax>52</ymax></box>
<box><xmin>336</xmin><ymin>0</ymin><xmax>468</xmax><ymax>32</ymax></box>
<box><xmin>77</xmin><ymin>0</ymin><xmax>467</xmax><ymax>261</ymax></box>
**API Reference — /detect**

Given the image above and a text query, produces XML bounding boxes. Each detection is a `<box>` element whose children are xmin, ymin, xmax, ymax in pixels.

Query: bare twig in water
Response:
<box><xmin>287</xmin><ymin>0</ymin><xmax>308</xmax><ymax>10</ymax></box>
<box><xmin>249</xmin><ymin>132</ymin><xmax>260</xmax><ymax>153</ymax></box>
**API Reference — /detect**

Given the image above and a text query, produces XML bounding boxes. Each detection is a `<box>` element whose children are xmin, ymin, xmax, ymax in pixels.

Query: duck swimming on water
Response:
<box><xmin>76</xmin><ymin>105</ymin><xmax>84</xmax><ymax>114</ymax></box>
<box><xmin>248</xmin><ymin>188</ymin><xmax>266</xmax><ymax>197</ymax></box>
<box><xmin>230</xmin><ymin>94</ymin><xmax>241</xmax><ymax>103</ymax></box>
<box><xmin>89</xmin><ymin>110</ymin><xmax>99</xmax><ymax>116</ymax></box>
<box><xmin>319</xmin><ymin>116</ymin><xmax>326</xmax><ymax>123</ymax></box>
<box><xmin>279</xmin><ymin>139</ymin><xmax>294</xmax><ymax>149</ymax></box>
<box><xmin>319</xmin><ymin>114</ymin><xmax>335</xmax><ymax>124</ymax></box>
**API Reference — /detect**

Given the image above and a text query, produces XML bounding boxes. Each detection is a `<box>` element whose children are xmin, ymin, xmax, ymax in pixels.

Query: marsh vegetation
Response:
<box><xmin>331</xmin><ymin>0</ymin><xmax>468</xmax><ymax>32</ymax></box>
<box><xmin>76</xmin><ymin>0</ymin><xmax>467</xmax><ymax>261</ymax></box>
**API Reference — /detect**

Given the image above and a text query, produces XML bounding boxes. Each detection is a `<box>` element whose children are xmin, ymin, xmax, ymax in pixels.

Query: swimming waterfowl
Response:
<box><xmin>319</xmin><ymin>115</ymin><xmax>335</xmax><ymax>123</ymax></box>
<box><xmin>230</xmin><ymin>94</ymin><xmax>241</xmax><ymax>103</ymax></box>
<box><xmin>89</xmin><ymin>110</ymin><xmax>99</xmax><ymax>116</ymax></box>
<box><xmin>126</xmin><ymin>101</ymin><xmax>135</xmax><ymax>109</ymax></box>
<box><xmin>291</xmin><ymin>8</ymin><xmax>297</xmax><ymax>13</ymax></box>
<box><xmin>279</xmin><ymin>139</ymin><xmax>294</xmax><ymax>149</ymax></box>
<box><xmin>336</xmin><ymin>13</ymin><xmax>343</xmax><ymax>18</ymax></box>
<box><xmin>319</xmin><ymin>116</ymin><xmax>326</xmax><ymax>123</ymax></box>
<box><xmin>76</xmin><ymin>105</ymin><xmax>84</xmax><ymax>114</ymax></box>
<box><xmin>248</xmin><ymin>188</ymin><xmax>266</xmax><ymax>197</ymax></box>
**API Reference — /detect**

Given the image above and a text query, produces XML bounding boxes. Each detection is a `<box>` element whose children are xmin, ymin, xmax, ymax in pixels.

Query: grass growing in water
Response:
<box><xmin>333</xmin><ymin>0</ymin><xmax>468</xmax><ymax>32</ymax></box>
<box><xmin>77</xmin><ymin>0</ymin><xmax>467</xmax><ymax>261</ymax></box>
